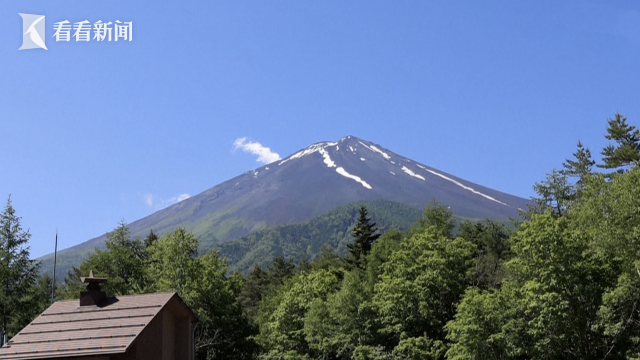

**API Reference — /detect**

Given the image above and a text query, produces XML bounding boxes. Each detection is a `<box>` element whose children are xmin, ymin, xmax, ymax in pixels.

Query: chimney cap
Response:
<box><xmin>79</xmin><ymin>270</ymin><xmax>108</xmax><ymax>306</ymax></box>
<box><xmin>80</xmin><ymin>270</ymin><xmax>107</xmax><ymax>285</ymax></box>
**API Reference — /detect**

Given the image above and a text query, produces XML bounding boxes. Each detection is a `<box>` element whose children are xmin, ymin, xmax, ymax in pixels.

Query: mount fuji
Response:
<box><xmin>39</xmin><ymin>136</ymin><xmax>530</xmax><ymax>275</ymax></box>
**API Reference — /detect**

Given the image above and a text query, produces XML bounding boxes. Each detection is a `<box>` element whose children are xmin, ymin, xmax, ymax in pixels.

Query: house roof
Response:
<box><xmin>0</xmin><ymin>292</ymin><xmax>196</xmax><ymax>360</ymax></box>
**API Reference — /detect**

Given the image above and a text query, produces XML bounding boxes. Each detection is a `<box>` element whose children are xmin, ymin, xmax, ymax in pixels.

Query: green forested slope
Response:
<box><xmin>215</xmin><ymin>199</ymin><xmax>431</xmax><ymax>273</ymax></box>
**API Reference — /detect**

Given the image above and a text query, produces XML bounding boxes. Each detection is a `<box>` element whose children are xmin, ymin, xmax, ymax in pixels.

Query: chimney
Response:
<box><xmin>79</xmin><ymin>270</ymin><xmax>108</xmax><ymax>306</ymax></box>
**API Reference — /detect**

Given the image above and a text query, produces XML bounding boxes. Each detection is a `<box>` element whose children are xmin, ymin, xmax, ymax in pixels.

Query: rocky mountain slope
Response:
<box><xmin>39</xmin><ymin>136</ymin><xmax>530</xmax><ymax>276</ymax></box>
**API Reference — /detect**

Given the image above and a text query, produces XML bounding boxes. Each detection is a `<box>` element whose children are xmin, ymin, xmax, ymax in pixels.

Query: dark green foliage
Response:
<box><xmin>365</xmin><ymin>228</ymin><xmax>403</xmax><ymax>291</ymax></box>
<box><xmin>144</xmin><ymin>229</ymin><xmax>159</xmax><ymax>248</ymax></box>
<box><xmin>297</xmin><ymin>257</ymin><xmax>312</xmax><ymax>273</ymax></box>
<box><xmin>10</xmin><ymin>274</ymin><xmax>53</xmax><ymax>338</ymax></box>
<box><xmin>458</xmin><ymin>219</ymin><xmax>511</xmax><ymax>289</ymax></box>
<box><xmin>239</xmin><ymin>256</ymin><xmax>302</xmax><ymax>323</ymax></box>
<box><xmin>346</xmin><ymin>206</ymin><xmax>381</xmax><ymax>269</ymax></box>
<box><xmin>239</xmin><ymin>264</ymin><xmax>270</xmax><ymax>320</ymax></box>
<box><xmin>267</xmin><ymin>256</ymin><xmax>297</xmax><ymax>288</ymax></box>
<box><xmin>599</xmin><ymin>113</ymin><xmax>640</xmax><ymax>170</ymax></box>
<box><xmin>0</xmin><ymin>197</ymin><xmax>40</xmax><ymax>339</ymax></box>
<box><xmin>218</xmin><ymin>200</ymin><xmax>423</xmax><ymax>274</ymax></box>
<box><xmin>311</xmin><ymin>245</ymin><xmax>344</xmax><ymax>272</ymax></box>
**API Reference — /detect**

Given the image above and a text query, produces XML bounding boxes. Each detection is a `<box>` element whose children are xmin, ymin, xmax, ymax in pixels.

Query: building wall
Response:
<box><xmin>174</xmin><ymin>312</ymin><xmax>192</xmax><ymax>358</ymax></box>
<box><xmin>132</xmin><ymin>309</ymin><xmax>164</xmax><ymax>360</ymax></box>
<box><xmin>162</xmin><ymin>310</ymin><xmax>175</xmax><ymax>360</ymax></box>
<box><xmin>43</xmin><ymin>297</ymin><xmax>195</xmax><ymax>360</ymax></box>
<box><xmin>130</xmin><ymin>298</ymin><xmax>195</xmax><ymax>360</ymax></box>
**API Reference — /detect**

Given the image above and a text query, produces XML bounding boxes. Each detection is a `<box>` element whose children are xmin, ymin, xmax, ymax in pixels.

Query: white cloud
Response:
<box><xmin>233</xmin><ymin>137</ymin><xmax>281</xmax><ymax>164</ymax></box>
<box><xmin>143</xmin><ymin>193</ymin><xmax>154</xmax><ymax>207</ymax></box>
<box><xmin>141</xmin><ymin>193</ymin><xmax>191</xmax><ymax>210</ymax></box>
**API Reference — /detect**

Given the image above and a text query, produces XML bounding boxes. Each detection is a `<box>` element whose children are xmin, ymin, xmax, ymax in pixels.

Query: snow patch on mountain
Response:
<box><xmin>305</xmin><ymin>145</ymin><xmax>371</xmax><ymax>189</ymax></box>
<box><xmin>319</xmin><ymin>148</ymin><xmax>336</xmax><ymax>168</ymax></box>
<box><xmin>336</xmin><ymin>167</ymin><xmax>372</xmax><ymax>189</ymax></box>
<box><xmin>423</xmin><ymin>168</ymin><xmax>508</xmax><ymax>206</ymax></box>
<box><xmin>357</xmin><ymin>141</ymin><xmax>392</xmax><ymax>160</ymax></box>
<box><xmin>278</xmin><ymin>142</ymin><xmax>338</xmax><ymax>166</ymax></box>
<box><xmin>390</xmin><ymin>171</ymin><xmax>395</xmax><ymax>175</ymax></box>
<box><xmin>401</xmin><ymin>166</ymin><xmax>426</xmax><ymax>180</ymax></box>
<box><xmin>369</xmin><ymin>145</ymin><xmax>392</xmax><ymax>160</ymax></box>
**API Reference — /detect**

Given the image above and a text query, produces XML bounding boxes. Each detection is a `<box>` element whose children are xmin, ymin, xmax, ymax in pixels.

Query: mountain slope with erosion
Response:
<box><xmin>39</xmin><ymin>136</ymin><xmax>530</xmax><ymax>277</ymax></box>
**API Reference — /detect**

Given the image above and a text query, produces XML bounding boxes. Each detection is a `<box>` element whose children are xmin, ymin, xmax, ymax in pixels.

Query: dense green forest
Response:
<box><xmin>215</xmin><ymin>199</ymin><xmax>427</xmax><ymax>274</ymax></box>
<box><xmin>3</xmin><ymin>113</ymin><xmax>640</xmax><ymax>359</ymax></box>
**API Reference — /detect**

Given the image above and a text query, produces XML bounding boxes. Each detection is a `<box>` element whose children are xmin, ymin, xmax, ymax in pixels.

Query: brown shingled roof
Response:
<box><xmin>0</xmin><ymin>292</ymin><xmax>194</xmax><ymax>360</ymax></box>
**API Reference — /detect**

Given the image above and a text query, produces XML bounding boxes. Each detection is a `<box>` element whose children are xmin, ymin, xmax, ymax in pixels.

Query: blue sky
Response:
<box><xmin>2</xmin><ymin>1</ymin><xmax>640</xmax><ymax>258</ymax></box>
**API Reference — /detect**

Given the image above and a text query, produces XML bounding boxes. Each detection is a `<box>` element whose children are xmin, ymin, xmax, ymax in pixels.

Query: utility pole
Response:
<box><xmin>51</xmin><ymin>231</ymin><xmax>58</xmax><ymax>304</ymax></box>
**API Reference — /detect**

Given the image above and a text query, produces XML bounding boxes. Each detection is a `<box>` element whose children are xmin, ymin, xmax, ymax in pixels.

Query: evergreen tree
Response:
<box><xmin>297</xmin><ymin>257</ymin><xmax>312</xmax><ymax>273</ymax></box>
<box><xmin>0</xmin><ymin>196</ymin><xmax>39</xmax><ymax>339</ymax></box>
<box><xmin>267</xmin><ymin>256</ymin><xmax>296</xmax><ymax>288</ymax></box>
<box><xmin>562</xmin><ymin>140</ymin><xmax>595</xmax><ymax>187</ymax></box>
<box><xmin>11</xmin><ymin>274</ymin><xmax>53</xmax><ymax>335</ymax></box>
<box><xmin>599</xmin><ymin>113</ymin><xmax>640</xmax><ymax>170</ymax></box>
<box><xmin>143</xmin><ymin>229</ymin><xmax>158</xmax><ymax>248</ymax></box>
<box><xmin>239</xmin><ymin>264</ymin><xmax>269</xmax><ymax>320</ymax></box>
<box><xmin>458</xmin><ymin>219</ymin><xmax>511</xmax><ymax>289</ymax></box>
<box><xmin>311</xmin><ymin>245</ymin><xmax>344</xmax><ymax>271</ymax></box>
<box><xmin>527</xmin><ymin>169</ymin><xmax>575</xmax><ymax>217</ymax></box>
<box><xmin>346</xmin><ymin>206</ymin><xmax>380</xmax><ymax>269</ymax></box>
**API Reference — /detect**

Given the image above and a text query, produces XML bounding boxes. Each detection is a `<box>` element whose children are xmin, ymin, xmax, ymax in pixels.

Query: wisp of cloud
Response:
<box><xmin>141</xmin><ymin>193</ymin><xmax>190</xmax><ymax>210</ymax></box>
<box><xmin>233</xmin><ymin>137</ymin><xmax>281</xmax><ymax>164</ymax></box>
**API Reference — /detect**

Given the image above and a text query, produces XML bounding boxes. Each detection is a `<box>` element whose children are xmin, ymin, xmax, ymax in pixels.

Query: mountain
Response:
<box><xmin>39</xmin><ymin>136</ymin><xmax>530</xmax><ymax>277</ymax></box>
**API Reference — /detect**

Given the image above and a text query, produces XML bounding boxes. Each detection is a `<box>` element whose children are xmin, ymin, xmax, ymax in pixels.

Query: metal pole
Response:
<box><xmin>51</xmin><ymin>231</ymin><xmax>58</xmax><ymax>304</ymax></box>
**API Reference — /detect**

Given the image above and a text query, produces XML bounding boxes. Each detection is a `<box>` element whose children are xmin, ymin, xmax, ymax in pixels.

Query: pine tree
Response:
<box><xmin>0</xmin><ymin>196</ymin><xmax>39</xmax><ymax>340</ymax></box>
<box><xmin>562</xmin><ymin>140</ymin><xmax>595</xmax><ymax>188</ymax></box>
<box><xmin>144</xmin><ymin>229</ymin><xmax>158</xmax><ymax>248</ymax></box>
<box><xmin>238</xmin><ymin>264</ymin><xmax>269</xmax><ymax>320</ymax></box>
<box><xmin>267</xmin><ymin>256</ymin><xmax>296</xmax><ymax>288</ymax></box>
<box><xmin>599</xmin><ymin>113</ymin><xmax>640</xmax><ymax>170</ymax></box>
<box><xmin>346</xmin><ymin>205</ymin><xmax>380</xmax><ymax>268</ymax></box>
<box><xmin>528</xmin><ymin>169</ymin><xmax>575</xmax><ymax>217</ymax></box>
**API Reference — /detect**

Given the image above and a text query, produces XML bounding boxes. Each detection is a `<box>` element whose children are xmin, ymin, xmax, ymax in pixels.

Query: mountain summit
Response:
<box><xmin>40</xmin><ymin>136</ymin><xmax>529</xmax><ymax>273</ymax></box>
